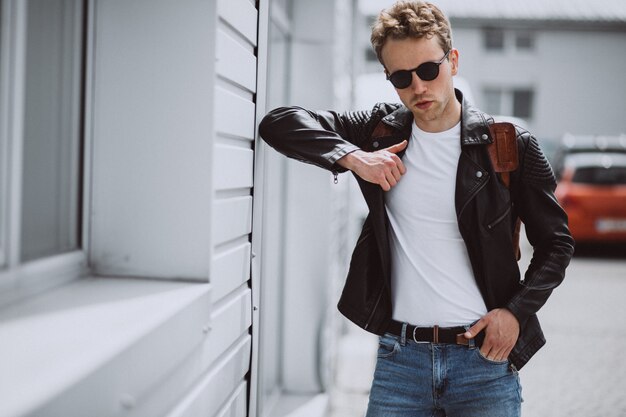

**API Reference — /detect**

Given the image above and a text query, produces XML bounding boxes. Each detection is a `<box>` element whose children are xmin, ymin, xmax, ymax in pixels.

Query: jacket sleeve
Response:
<box><xmin>258</xmin><ymin>106</ymin><xmax>374</xmax><ymax>172</ymax></box>
<box><xmin>505</xmin><ymin>131</ymin><xmax>575</xmax><ymax>327</ymax></box>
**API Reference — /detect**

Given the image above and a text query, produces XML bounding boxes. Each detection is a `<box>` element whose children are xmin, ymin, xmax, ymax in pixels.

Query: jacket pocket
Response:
<box><xmin>486</xmin><ymin>205</ymin><xmax>511</xmax><ymax>231</ymax></box>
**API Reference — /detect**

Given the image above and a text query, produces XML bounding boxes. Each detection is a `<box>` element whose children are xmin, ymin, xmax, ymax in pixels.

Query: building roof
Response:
<box><xmin>360</xmin><ymin>0</ymin><xmax>626</xmax><ymax>23</ymax></box>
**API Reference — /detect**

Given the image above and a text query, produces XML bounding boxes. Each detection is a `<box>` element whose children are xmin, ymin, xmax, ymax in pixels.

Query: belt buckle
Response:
<box><xmin>412</xmin><ymin>326</ymin><xmax>419</xmax><ymax>343</ymax></box>
<box><xmin>412</xmin><ymin>325</ymin><xmax>440</xmax><ymax>343</ymax></box>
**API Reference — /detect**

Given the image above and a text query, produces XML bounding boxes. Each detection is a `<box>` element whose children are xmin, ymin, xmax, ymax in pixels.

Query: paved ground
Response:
<box><xmin>328</xmin><ymin>242</ymin><xmax>626</xmax><ymax>417</ymax></box>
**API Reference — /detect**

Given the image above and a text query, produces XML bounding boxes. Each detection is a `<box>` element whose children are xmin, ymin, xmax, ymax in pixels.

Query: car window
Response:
<box><xmin>572</xmin><ymin>166</ymin><xmax>626</xmax><ymax>185</ymax></box>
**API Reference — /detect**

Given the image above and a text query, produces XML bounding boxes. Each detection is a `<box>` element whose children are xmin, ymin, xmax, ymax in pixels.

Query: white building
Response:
<box><xmin>358</xmin><ymin>0</ymin><xmax>626</xmax><ymax>148</ymax></box>
<box><xmin>0</xmin><ymin>1</ymin><xmax>360</xmax><ymax>417</ymax></box>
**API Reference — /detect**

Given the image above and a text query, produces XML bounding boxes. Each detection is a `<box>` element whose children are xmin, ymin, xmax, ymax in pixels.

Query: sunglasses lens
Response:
<box><xmin>389</xmin><ymin>71</ymin><xmax>412</xmax><ymax>89</ymax></box>
<box><xmin>388</xmin><ymin>51</ymin><xmax>448</xmax><ymax>88</ymax></box>
<box><xmin>416</xmin><ymin>62</ymin><xmax>439</xmax><ymax>81</ymax></box>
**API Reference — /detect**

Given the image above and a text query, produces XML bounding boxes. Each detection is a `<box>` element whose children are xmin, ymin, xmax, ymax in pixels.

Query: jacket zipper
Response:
<box><xmin>364</xmin><ymin>287</ymin><xmax>384</xmax><ymax>330</ymax></box>
<box><xmin>487</xmin><ymin>205</ymin><xmax>512</xmax><ymax>230</ymax></box>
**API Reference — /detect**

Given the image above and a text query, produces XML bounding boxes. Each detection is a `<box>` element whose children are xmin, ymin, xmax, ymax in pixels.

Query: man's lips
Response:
<box><xmin>415</xmin><ymin>100</ymin><xmax>433</xmax><ymax>110</ymax></box>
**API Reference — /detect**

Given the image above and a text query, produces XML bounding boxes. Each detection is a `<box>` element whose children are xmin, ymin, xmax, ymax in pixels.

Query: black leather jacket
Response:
<box><xmin>259</xmin><ymin>90</ymin><xmax>574</xmax><ymax>370</ymax></box>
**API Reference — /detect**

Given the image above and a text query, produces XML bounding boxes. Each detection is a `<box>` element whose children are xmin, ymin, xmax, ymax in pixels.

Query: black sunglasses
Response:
<box><xmin>386</xmin><ymin>50</ymin><xmax>451</xmax><ymax>89</ymax></box>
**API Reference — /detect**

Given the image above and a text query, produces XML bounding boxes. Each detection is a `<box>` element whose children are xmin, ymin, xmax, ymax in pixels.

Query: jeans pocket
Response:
<box><xmin>474</xmin><ymin>347</ymin><xmax>509</xmax><ymax>365</ymax></box>
<box><xmin>377</xmin><ymin>334</ymin><xmax>401</xmax><ymax>359</ymax></box>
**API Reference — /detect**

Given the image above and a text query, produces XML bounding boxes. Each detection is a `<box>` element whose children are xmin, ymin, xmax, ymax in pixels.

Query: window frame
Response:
<box><xmin>482</xmin><ymin>85</ymin><xmax>535</xmax><ymax>121</ymax></box>
<box><xmin>483</xmin><ymin>27</ymin><xmax>536</xmax><ymax>54</ymax></box>
<box><xmin>512</xmin><ymin>88</ymin><xmax>534</xmax><ymax>119</ymax></box>
<box><xmin>0</xmin><ymin>0</ymin><xmax>10</xmax><ymax>268</ymax></box>
<box><xmin>0</xmin><ymin>0</ymin><xmax>91</xmax><ymax>308</ymax></box>
<box><xmin>483</xmin><ymin>27</ymin><xmax>505</xmax><ymax>52</ymax></box>
<box><xmin>514</xmin><ymin>31</ymin><xmax>535</xmax><ymax>51</ymax></box>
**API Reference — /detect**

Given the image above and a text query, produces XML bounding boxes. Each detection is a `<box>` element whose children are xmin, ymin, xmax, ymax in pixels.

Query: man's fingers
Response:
<box><xmin>384</xmin><ymin>140</ymin><xmax>408</xmax><ymax>154</ymax></box>
<box><xmin>390</xmin><ymin>166</ymin><xmax>402</xmax><ymax>181</ymax></box>
<box><xmin>483</xmin><ymin>345</ymin><xmax>510</xmax><ymax>362</ymax></box>
<box><xmin>464</xmin><ymin>319</ymin><xmax>486</xmax><ymax>339</ymax></box>
<box><xmin>397</xmin><ymin>159</ymin><xmax>406</xmax><ymax>174</ymax></box>
<box><xmin>492</xmin><ymin>346</ymin><xmax>510</xmax><ymax>361</ymax></box>
<box><xmin>390</xmin><ymin>154</ymin><xmax>406</xmax><ymax>175</ymax></box>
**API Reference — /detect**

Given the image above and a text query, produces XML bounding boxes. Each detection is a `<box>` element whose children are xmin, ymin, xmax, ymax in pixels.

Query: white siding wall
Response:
<box><xmin>206</xmin><ymin>1</ymin><xmax>258</xmax><ymax>416</ymax></box>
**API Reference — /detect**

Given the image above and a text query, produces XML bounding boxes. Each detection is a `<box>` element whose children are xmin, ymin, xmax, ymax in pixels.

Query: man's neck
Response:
<box><xmin>413</xmin><ymin>95</ymin><xmax>462</xmax><ymax>133</ymax></box>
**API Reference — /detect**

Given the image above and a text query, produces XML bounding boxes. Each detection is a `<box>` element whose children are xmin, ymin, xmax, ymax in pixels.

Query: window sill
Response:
<box><xmin>0</xmin><ymin>276</ymin><xmax>211</xmax><ymax>417</ymax></box>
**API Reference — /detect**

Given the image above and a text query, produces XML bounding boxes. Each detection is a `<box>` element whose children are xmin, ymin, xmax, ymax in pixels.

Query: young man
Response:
<box><xmin>259</xmin><ymin>1</ymin><xmax>574</xmax><ymax>415</ymax></box>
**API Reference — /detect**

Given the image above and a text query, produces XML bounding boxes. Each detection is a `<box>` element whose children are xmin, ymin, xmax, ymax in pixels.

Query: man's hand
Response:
<box><xmin>337</xmin><ymin>140</ymin><xmax>408</xmax><ymax>191</ymax></box>
<box><xmin>464</xmin><ymin>308</ymin><xmax>520</xmax><ymax>362</ymax></box>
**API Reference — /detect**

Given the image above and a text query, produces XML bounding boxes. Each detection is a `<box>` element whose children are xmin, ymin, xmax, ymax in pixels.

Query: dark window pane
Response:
<box><xmin>512</xmin><ymin>89</ymin><xmax>533</xmax><ymax>119</ymax></box>
<box><xmin>21</xmin><ymin>0</ymin><xmax>84</xmax><ymax>261</ymax></box>
<box><xmin>484</xmin><ymin>28</ymin><xmax>504</xmax><ymax>50</ymax></box>
<box><xmin>516</xmin><ymin>32</ymin><xmax>534</xmax><ymax>50</ymax></box>
<box><xmin>573</xmin><ymin>166</ymin><xmax>626</xmax><ymax>185</ymax></box>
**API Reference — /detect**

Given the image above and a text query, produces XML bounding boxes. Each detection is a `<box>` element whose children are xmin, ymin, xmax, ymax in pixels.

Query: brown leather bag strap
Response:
<box><xmin>487</xmin><ymin>122</ymin><xmax>518</xmax><ymax>188</ymax></box>
<box><xmin>486</xmin><ymin>121</ymin><xmax>522</xmax><ymax>261</ymax></box>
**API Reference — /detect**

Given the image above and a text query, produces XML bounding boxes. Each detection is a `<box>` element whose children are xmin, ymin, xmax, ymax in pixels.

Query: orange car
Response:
<box><xmin>555</xmin><ymin>152</ymin><xmax>626</xmax><ymax>242</ymax></box>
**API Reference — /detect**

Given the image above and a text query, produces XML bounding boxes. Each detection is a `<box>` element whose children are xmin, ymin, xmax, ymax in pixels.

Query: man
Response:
<box><xmin>259</xmin><ymin>1</ymin><xmax>574</xmax><ymax>415</ymax></box>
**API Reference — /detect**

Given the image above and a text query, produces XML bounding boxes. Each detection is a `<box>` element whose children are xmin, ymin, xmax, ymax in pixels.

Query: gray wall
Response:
<box><xmin>453</xmin><ymin>25</ymin><xmax>626</xmax><ymax>139</ymax></box>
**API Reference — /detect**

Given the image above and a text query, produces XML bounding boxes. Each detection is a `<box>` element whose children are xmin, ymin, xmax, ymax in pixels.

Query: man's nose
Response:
<box><xmin>411</xmin><ymin>72</ymin><xmax>427</xmax><ymax>94</ymax></box>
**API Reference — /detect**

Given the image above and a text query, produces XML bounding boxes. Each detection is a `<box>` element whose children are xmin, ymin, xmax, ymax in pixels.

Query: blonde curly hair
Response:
<box><xmin>370</xmin><ymin>1</ymin><xmax>452</xmax><ymax>65</ymax></box>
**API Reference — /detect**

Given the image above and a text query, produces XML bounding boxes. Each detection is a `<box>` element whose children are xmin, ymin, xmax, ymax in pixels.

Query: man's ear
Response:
<box><xmin>450</xmin><ymin>48</ymin><xmax>459</xmax><ymax>76</ymax></box>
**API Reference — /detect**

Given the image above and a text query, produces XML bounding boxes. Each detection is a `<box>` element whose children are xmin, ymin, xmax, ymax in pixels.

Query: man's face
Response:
<box><xmin>381</xmin><ymin>36</ymin><xmax>460</xmax><ymax>132</ymax></box>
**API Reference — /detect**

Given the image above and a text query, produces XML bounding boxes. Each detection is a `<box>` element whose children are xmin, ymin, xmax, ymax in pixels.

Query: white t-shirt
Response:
<box><xmin>385</xmin><ymin>121</ymin><xmax>487</xmax><ymax>327</ymax></box>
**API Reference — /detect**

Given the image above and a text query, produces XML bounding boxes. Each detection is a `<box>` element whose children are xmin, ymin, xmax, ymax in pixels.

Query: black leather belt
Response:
<box><xmin>387</xmin><ymin>319</ymin><xmax>484</xmax><ymax>346</ymax></box>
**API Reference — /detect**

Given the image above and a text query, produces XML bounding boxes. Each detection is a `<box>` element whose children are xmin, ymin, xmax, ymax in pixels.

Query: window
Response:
<box><xmin>573</xmin><ymin>166</ymin><xmax>626</xmax><ymax>185</ymax></box>
<box><xmin>0</xmin><ymin>0</ymin><xmax>86</xmax><ymax>295</ymax></box>
<box><xmin>484</xmin><ymin>28</ymin><xmax>504</xmax><ymax>51</ymax></box>
<box><xmin>512</xmin><ymin>89</ymin><xmax>533</xmax><ymax>119</ymax></box>
<box><xmin>20</xmin><ymin>0</ymin><xmax>84</xmax><ymax>262</ymax></box>
<box><xmin>483</xmin><ymin>28</ymin><xmax>535</xmax><ymax>53</ymax></box>
<box><xmin>482</xmin><ymin>87</ymin><xmax>535</xmax><ymax>120</ymax></box>
<box><xmin>515</xmin><ymin>31</ymin><xmax>535</xmax><ymax>50</ymax></box>
<box><xmin>258</xmin><ymin>5</ymin><xmax>291</xmax><ymax>417</ymax></box>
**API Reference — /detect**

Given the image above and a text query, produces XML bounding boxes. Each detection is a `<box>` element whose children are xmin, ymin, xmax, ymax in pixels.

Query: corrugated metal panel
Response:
<box><xmin>164</xmin><ymin>336</ymin><xmax>252</xmax><ymax>417</ymax></box>
<box><xmin>205</xmin><ymin>287</ymin><xmax>253</xmax><ymax>363</ymax></box>
<box><xmin>208</xmin><ymin>1</ymin><xmax>258</xmax><ymax>416</ymax></box>
<box><xmin>212</xmin><ymin>196</ymin><xmax>253</xmax><ymax>245</ymax></box>
<box><xmin>215</xmin><ymin>87</ymin><xmax>256</xmax><ymax>140</ymax></box>
<box><xmin>214</xmin><ymin>145</ymin><xmax>255</xmax><ymax>191</ymax></box>
<box><xmin>218</xmin><ymin>0</ymin><xmax>258</xmax><ymax>46</ymax></box>
<box><xmin>212</xmin><ymin>242</ymin><xmax>251</xmax><ymax>301</ymax></box>
<box><xmin>215</xmin><ymin>382</ymin><xmax>248</xmax><ymax>417</ymax></box>
<box><xmin>217</xmin><ymin>29</ymin><xmax>257</xmax><ymax>93</ymax></box>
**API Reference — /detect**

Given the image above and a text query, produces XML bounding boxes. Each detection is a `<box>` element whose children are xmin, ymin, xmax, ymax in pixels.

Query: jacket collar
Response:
<box><xmin>380</xmin><ymin>89</ymin><xmax>493</xmax><ymax>146</ymax></box>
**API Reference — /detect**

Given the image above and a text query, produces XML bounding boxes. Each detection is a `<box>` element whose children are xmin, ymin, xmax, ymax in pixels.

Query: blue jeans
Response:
<box><xmin>366</xmin><ymin>330</ymin><xmax>522</xmax><ymax>417</ymax></box>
